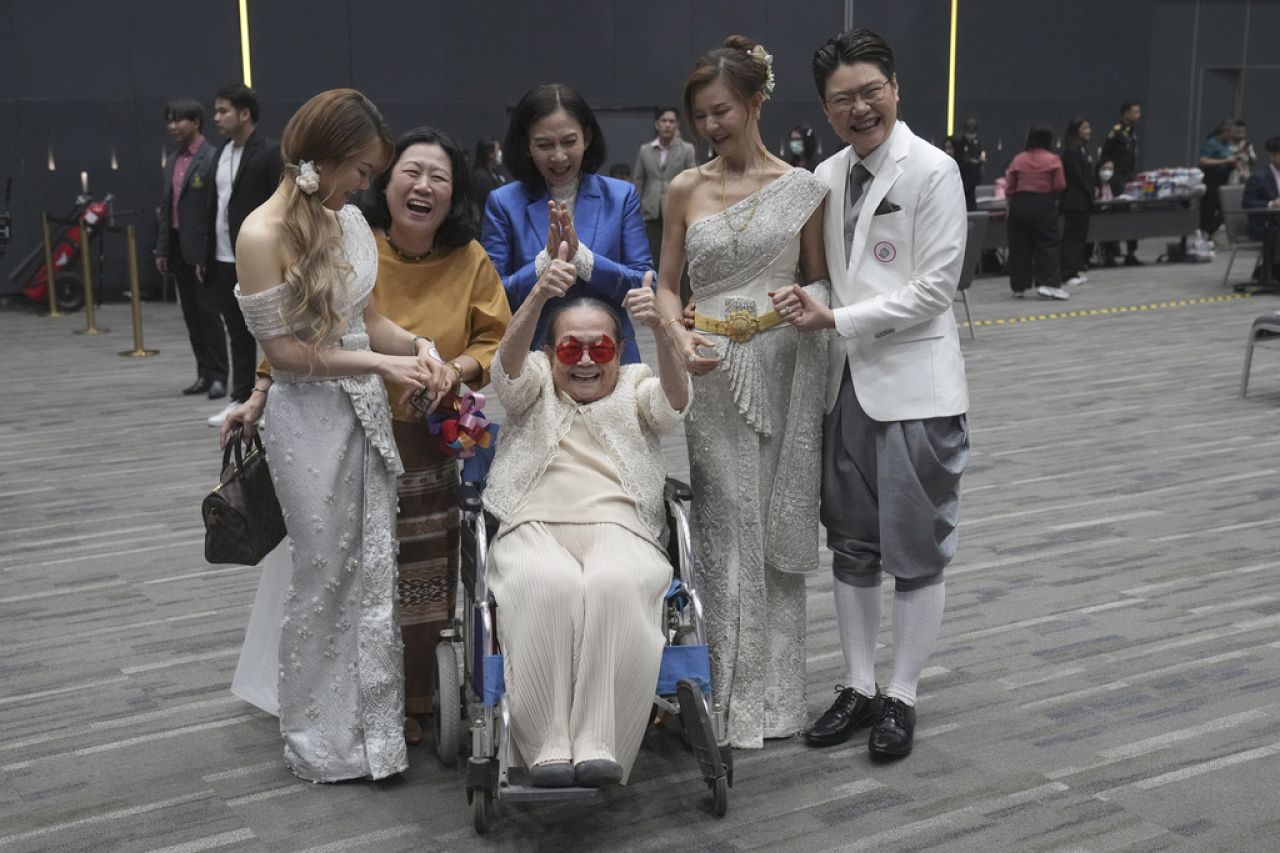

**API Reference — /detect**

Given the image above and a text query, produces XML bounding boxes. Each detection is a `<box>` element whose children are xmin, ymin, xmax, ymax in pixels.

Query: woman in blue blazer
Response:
<box><xmin>482</xmin><ymin>84</ymin><xmax>653</xmax><ymax>363</ymax></box>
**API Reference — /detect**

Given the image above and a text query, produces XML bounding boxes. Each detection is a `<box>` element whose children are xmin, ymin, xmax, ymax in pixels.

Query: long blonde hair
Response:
<box><xmin>278</xmin><ymin>89</ymin><xmax>392</xmax><ymax>347</ymax></box>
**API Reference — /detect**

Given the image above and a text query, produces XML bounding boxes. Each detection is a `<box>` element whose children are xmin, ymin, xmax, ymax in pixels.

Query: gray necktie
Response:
<box><xmin>844</xmin><ymin>162</ymin><xmax>872</xmax><ymax>265</ymax></box>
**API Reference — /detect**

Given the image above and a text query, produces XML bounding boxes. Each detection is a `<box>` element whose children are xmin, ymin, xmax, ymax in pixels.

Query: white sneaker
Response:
<box><xmin>1064</xmin><ymin>275</ymin><xmax>1087</xmax><ymax>287</ymax></box>
<box><xmin>207</xmin><ymin>401</ymin><xmax>239</xmax><ymax>427</ymax></box>
<box><xmin>1037</xmin><ymin>285</ymin><xmax>1070</xmax><ymax>300</ymax></box>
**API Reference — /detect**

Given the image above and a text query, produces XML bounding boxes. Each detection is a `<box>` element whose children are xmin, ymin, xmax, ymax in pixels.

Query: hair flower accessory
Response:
<box><xmin>295</xmin><ymin>160</ymin><xmax>321</xmax><ymax>195</ymax></box>
<box><xmin>750</xmin><ymin>44</ymin><xmax>776</xmax><ymax>100</ymax></box>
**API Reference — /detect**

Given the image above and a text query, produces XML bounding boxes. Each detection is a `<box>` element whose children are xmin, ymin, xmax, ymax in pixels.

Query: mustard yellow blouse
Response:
<box><xmin>256</xmin><ymin>231</ymin><xmax>511</xmax><ymax>424</ymax></box>
<box><xmin>371</xmin><ymin>233</ymin><xmax>511</xmax><ymax>422</ymax></box>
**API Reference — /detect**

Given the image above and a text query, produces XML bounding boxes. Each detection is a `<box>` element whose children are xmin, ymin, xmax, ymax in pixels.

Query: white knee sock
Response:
<box><xmin>834</xmin><ymin>579</ymin><xmax>881</xmax><ymax>698</ymax></box>
<box><xmin>884</xmin><ymin>582</ymin><xmax>946</xmax><ymax>706</ymax></box>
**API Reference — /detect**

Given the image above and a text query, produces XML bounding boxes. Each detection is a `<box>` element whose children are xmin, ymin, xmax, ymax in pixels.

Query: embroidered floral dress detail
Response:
<box><xmin>235</xmin><ymin>205</ymin><xmax>406</xmax><ymax>781</ymax></box>
<box><xmin>684</xmin><ymin>168</ymin><xmax>829</xmax><ymax>748</ymax></box>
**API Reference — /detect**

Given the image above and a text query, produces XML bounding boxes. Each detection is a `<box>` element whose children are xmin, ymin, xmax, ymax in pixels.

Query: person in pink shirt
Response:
<box><xmin>1004</xmin><ymin>125</ymin><xmax>1068</xmax><ymax>300</ymax></box>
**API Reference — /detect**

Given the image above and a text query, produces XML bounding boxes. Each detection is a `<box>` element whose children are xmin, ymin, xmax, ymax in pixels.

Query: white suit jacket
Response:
<box><xmin>815</xmin><ymin>121</ymin><xmax>969</xmax><ymax>421</ymax></box>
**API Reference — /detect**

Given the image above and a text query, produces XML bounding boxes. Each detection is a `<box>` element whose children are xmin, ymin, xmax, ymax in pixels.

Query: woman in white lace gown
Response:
<box><xmin>231</xmin><ymin>89</ymin><xmax>453</xmax><ymax>782</ymax></box>
<box><xmin>656</xmin><ymin>37</ymin><xmax>830</xmax><ymax>748</ymax></box>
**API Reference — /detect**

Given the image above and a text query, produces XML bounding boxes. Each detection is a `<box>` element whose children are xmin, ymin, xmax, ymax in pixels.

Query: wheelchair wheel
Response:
<box><xmin>433</xmin><ymin>641</ymin><xmax>461</xmax><ymax>766</ymax></box>
<box><xmin>471</xmin><ymin>787</ymin><xmax>494</xmax><ymax>835</ymax></box>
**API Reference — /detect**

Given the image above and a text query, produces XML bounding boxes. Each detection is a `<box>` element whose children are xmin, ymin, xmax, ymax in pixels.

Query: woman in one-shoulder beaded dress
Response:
<box><xmin>230</xmin><ymin>89</ymin><xmax>453</xmax><ymax>782</ymax></box>
<box><xmin>654</xmin><ymin>37</ymin><xmax>831</xmax><ymax>749</ymax></box>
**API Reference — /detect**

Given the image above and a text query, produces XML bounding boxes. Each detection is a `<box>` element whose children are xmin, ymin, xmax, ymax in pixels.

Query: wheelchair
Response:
<box><xmin>431</xmin><ymin>476</ymin><xmax>733</xmax><ymax>835</ymax></box>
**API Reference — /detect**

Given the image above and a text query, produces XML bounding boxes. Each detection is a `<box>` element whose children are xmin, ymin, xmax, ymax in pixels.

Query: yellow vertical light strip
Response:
<box><xmin>946</xmin><ymin>0</ymin><xmax>958</xmax><ymax>136</ymax></box>
<box><xmin>239</xmin><ymin>0</ymin><xmax>253</xmax><ymax>87</ymax></box>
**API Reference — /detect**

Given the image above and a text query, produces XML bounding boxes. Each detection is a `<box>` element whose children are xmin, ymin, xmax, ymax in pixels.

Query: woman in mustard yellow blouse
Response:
<box><xmin>224</xmin><ymin>127</ymin><xmax>510</xmax><ymax>745</ymax></box>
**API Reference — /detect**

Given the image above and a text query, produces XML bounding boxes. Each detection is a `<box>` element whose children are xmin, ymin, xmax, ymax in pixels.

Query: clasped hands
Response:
<box><xmin>393</xmin><ymin>339</ymin><xmax>454</xmax><ymax>414</ymax></box>
<box><xmin>544</xmin><ymin>200</ymin><xmax>579</xmax><ymax>259</ymax></box>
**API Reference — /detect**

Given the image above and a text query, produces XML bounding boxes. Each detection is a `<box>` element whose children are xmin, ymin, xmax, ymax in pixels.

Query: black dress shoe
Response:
<box><xmin>1123</xmin><ymin>255</ymin><xmax>1144</xmax><ymax>267</ymax></box>
<box><xmin>207</xmin><ymin>380</ymin><xmax>227</xmax><ymax>399</ymax></box>
<box><xmin>1102</xmin><ymin>256</ymin><xmax>1118</xmax><ymax>268</ymax></box>
<box><xmin>868</xmin><ymin>697</ymin><xmax>917</xmax><ymax>759</ymax></box>
<box><xmin>182</xmin><ymin>378</ymin><xmax>211</xmax><ymax>395</ymax></box>
<box><xmin>804</xmin><ymin>685</ymin><xmax>881</xmax><ymax>747</ymax></box>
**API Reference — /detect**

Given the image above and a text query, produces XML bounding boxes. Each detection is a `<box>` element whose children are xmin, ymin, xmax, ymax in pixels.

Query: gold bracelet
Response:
<box><xmin>664</xmin><ymin>317</ymin><xmax>685</xmax><ymax>333</ymax></box>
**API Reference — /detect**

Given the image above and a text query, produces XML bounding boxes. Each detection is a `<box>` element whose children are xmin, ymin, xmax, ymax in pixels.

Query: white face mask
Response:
<box><xmin>1099</xmin><ymin>169</ymin><xmax>1114</xmax><ymax>181</ymax></box>
<box><xmin>494</xmin><ymin>150</ymin><xmax>503</xmax><ymax>165</ymax></box>
<box><xmin>788</xmin><ymin>139</ymin><xmax>805</xmax><ymax>155</ymax></box>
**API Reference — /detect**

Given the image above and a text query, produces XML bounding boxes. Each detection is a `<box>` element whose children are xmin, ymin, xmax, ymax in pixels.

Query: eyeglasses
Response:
<box><xmin>825</xmin><ymin>80</ymin><xmax>892</xmax><ymax>111</ymax></box>
<box><xmin>554</xmin><ymin>335</ymin><xmax>617</xmax><ymax>365</ymax></box>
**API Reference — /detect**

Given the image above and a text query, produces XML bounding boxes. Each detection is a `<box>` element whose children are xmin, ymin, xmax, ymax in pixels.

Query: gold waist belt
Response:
<box><xmin>693</xmin><ymin>308</ymin><xmax>783</xmax><ymax>343</ymax></box>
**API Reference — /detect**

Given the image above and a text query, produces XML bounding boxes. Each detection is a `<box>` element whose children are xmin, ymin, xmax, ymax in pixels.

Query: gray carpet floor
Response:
<box><xmin>2</xmin><ymin>243</ymin><xmax>1279</xmax><ymax>852</ymax></box>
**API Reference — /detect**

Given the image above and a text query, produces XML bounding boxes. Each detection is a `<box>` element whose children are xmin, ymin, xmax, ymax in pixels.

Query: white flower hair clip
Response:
<box><xmin>295</xmin><ymin>160</ymin><xmax>321</xmax><ymax>195</ymax></box>
<box><xmin>750</xmin><ymin>44</ymin><xmax>776</xmax><ymax>100</ymax></box>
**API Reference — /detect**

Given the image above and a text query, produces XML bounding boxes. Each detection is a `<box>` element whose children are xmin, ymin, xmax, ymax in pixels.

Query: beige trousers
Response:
<box><xmin>488</xmin><ymin>522</ymin><xmax>671</xmax><ymax>780</ymax></box>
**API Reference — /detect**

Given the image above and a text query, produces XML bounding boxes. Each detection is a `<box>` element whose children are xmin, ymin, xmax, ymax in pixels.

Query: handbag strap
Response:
<box><xmin>221</xmin><ymin>426</ymin><xmax>266</xmax><ymax>475</ymax></box>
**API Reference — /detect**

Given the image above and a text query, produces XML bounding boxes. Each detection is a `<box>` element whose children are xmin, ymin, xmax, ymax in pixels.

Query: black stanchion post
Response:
<box><xmin>119</xmin><ymin>225</ymin><xmax>158</xmax><ymax>357</ymax></box>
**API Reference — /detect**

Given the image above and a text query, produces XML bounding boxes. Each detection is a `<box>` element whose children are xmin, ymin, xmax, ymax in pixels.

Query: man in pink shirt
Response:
<box><xmin>155</xmin><ymin>98</ymin><xmax>223</xmax><ymax>398</ymax></box>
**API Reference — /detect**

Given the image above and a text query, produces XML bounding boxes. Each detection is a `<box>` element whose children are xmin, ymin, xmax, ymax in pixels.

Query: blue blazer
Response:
<box><xmin>481</xmin><ymin>172</ymin><xmax>653</xmax><ymax>363</ymax></box>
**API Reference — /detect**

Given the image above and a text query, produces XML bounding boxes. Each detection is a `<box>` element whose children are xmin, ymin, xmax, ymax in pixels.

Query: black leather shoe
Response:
<box><xmin>804</xmin><ymin>685</ymin><xmax>881</xmax><ymax>747</ymax></box>
<box><xmin>207</xmin><ymin>380</ymin><xmax>227</xmax><ymax>399</ymax></box>
<box><xmin>183</xmin><ymin>378</ymin><xmax>211</xmax><ymax>395</ymax></box>
<box><xmin>868</xmin><ymin>697</ymin><xmax>916</xmax><ymax>759</ymax></box>
<box><xmin>1123</xmin><ymin>255</ymin><xmax>1145</xmax><ymax>267</ymax></box>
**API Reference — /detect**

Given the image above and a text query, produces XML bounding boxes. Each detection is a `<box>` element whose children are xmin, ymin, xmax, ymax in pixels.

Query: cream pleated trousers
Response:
<box><xmin>487</xmin><ymin>521</ymin><xmax>671</xmax><ymax>781</ymax></box>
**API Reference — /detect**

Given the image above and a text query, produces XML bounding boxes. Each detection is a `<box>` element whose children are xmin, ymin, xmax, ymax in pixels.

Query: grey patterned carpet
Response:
<box><xmin>2</xmin><ymin>243</ymin><xmax>1279</xmax><ymax>852</ymax></box>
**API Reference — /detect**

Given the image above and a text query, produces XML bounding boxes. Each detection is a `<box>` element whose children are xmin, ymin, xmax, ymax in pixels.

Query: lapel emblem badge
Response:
<box><xmin>191</xmin><ymin>174</ymin><xmax>205</xmax><ymax>190</ymax></box>
<box><xmin>873</xmin><ymin>241</ymin><xmax>896</xmax><ymax>263</ymax></box>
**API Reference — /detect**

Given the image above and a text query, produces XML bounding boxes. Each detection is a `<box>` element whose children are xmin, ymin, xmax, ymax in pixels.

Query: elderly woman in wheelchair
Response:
<box><xmin>481</xmin><ymin>243</ymin><xmax>691</xmax><ymax>788</ymax></box>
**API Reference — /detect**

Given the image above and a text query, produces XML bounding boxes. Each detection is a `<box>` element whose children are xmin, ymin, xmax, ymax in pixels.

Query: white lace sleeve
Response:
<box><xmin>634</xmin><ymin>369</ymin><xmax>690</xmax><ymax>434</ymax></box>
<box><xmin>535</xmin><ymin>244</ymin><xmax>594</xmax><ymax>281</ymax></box>
<box><xmin>236</xmin><ymin>282</ymin><xmax>298</xmax><ymax>341</ymax></box>
<box><xmin>491</xmin><ymin>349</ymin><xmax>549</xmax><ymax>419</ymax></box>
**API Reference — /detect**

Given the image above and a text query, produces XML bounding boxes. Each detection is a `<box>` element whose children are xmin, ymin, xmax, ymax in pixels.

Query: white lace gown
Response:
<box><xmin>235</xmin><ymin>205</ymin><xmax>407</xmax><ymax>781</ymax></box>
<box><xmin>684</xmin><ymin>169</ymin><xmax>829</xmax><ymax>748</ymax></box>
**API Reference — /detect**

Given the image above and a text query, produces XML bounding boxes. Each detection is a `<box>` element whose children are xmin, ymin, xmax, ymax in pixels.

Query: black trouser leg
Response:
<box><xmin>1027</xmin><ymin>197</ymin><xmax>1061</xmax><ymax>288</ymax></box>
<box><xmin>1060</xmin><ymin>211</ymin><xmax>1089</xmax><ymax>279</ymax></box>
<box><xmin>1125</xmin><ymin>238</ymin><xmax>1139</xmax><ymax>258</ymax></box>
<box><xmin>171</xmin><ymin>244</ymin><xmax>225</xmax><ymax>382</ymax></box>
<box><xmin>1006</xmin><ymin>212</ymin><xmax>1032</xmax><ymax>293</ymax></box>
<box><xmin>211</xmin><ymin>260</ymin><xmax>257</xmax><ymax>402</ymax></box>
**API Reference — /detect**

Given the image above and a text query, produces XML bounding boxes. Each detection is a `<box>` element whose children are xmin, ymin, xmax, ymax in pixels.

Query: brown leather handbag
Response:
<box><xmin>202</xmin><ymin>427</ymin><xmax>286</xmax><ymax>565</ymax></box>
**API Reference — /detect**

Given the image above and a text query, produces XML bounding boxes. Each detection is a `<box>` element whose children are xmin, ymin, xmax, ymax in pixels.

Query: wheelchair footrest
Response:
<box><xmin>501</xmin><ymin>768</ymin><xmax>601</xmax><ymax>802</ymax></box>
<box><xmin>676</xmin><ymin>678</ymin><xmax>727</xmax><ymax>784</ymax></box>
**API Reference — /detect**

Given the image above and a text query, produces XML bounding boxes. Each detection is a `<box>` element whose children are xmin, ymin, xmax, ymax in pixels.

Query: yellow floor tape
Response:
<box><xmin>972</xmin><ymin>292</ymin><xmax>1253</xmax><ymax>327</ymax></box>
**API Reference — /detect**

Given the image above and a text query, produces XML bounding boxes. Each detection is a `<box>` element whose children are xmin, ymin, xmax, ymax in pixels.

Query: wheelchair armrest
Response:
<box><xmin>456</xmin><ymin>483</ymin><xmax>484</xmax><ymax>513</ymax></box>
<box><xmin>664</xmin><ymin>477</ymin><xmax>693</xmax><ymax>503</ymax></box>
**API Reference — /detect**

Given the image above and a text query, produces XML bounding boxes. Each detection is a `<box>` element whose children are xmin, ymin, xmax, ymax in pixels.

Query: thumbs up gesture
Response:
<box><xmin>622</xmin><ymin>270</ymin><xmax>661</xmax><ymax>330</ymax></box>
<box><xmin>532</xmin><ymin>240</ymin><xmax>575</xmax><ymax>305</ymax></box>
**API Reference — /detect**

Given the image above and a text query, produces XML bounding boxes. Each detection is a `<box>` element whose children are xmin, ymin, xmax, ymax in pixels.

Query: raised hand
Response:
<box><xmin>532</xmin><ymin>240</ymin><xmax>575</xmax><ymax>304</ymax></box>
<box><xmin>623</xmin><ymin>271</ymin><xmax>661</xmax><ymax>330</ymax></box>
<box><xmin>545</xmin><ymin>200</ymin><xmax>563</xmax><ymax>256</ymax></box>
<box><xmin>555</xmin><ymin>202</ymin><xmax>580</xmax><ymax>258</ymax></box>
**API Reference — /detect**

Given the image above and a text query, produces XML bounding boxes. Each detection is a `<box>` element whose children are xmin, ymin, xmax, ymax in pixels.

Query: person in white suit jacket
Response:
<box><xmin>771</xmin><ymin>28</ymin><xmax>970</xmax><ymax>760</ymax></box>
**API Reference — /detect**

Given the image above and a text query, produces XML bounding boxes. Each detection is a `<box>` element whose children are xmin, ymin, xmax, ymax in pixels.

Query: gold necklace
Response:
<box><xmin>720</xmin><ymin>167</ymin><xmax>762</xmax><ymax>257</ymax></box>
<box><xmin>384</xmin><ymin>229</ymin><xmax>433</xmax><ymax>262</ymax></box>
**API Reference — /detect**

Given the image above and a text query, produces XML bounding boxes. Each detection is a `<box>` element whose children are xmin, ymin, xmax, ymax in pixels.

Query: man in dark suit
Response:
<box><xmin>156</xmin><ymin>98</ymin><xmax>222</xmax><ymax>397</ymax></box>
<box><xmin>202</xmin><ymin>83</ymin><xmax>284</xmax><ymax>426</ymax></box>
<box><xmin>1243</xmin><ymin>136</ymin><xmax>1280</xmax><ymax>287</ymax></box>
